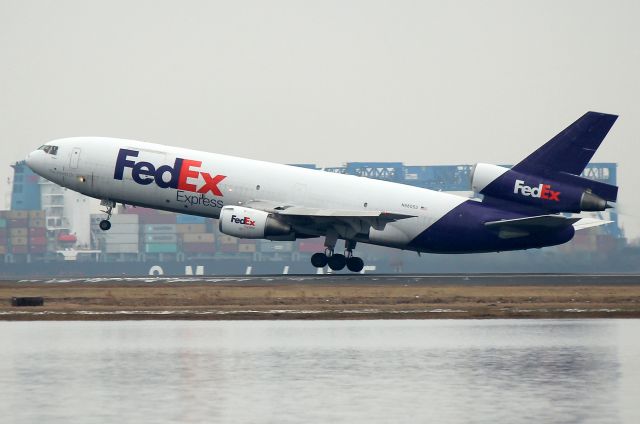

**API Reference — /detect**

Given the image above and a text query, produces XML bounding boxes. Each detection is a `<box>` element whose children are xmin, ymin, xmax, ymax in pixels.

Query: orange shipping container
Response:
<box><xmin>220</xmin><ymin>244</ymin><xmax>238</xmax><ymax>253</ymax></box>
<box><xmin>5</xmin><ymin>211</ymin><xmax>28</xmax><ymax>220</ymax></box>
<box><xmin>29</xmin><ymin>236</ymin><xmax>47</xmax><ymax>246</ymax></box>
<box><xmin>29</xmin><ymin>227</ymin><xmax>46</xmax><ymax>237</ymax></box>
<box><xmin>182</xmin><ymin>233</ymin><xmax>215</xmax><ymax>243</ymax></box>
<box><xmin>183</xmin><ymin>243</ymin><xmax>216</xmax><ymax>254</ymax></box>
<box><xmin>28</xmin><ymin>211</ymin><xmax>46</xmax><ymax>220</ymax></box>
<box><xmin>10</xmin><ymin>237</ymin><xmax>28</xmax><ymax>246</ymax></box>
<box><xmin>29</xmin><ymin>218</ymin><xmax>46</xmax><ymax>228</ymax></box>
<box><xmin>219</xmin><ymin>235</ymin><xmax>238</xmax><ymax>245</ymax></box>
<box><xmin>238</xmin><ymin>243</ymin><xmax>256</xmax><ymax>253</ymax></box>
<box><xmin>11</xmin><ymin>245</ymin><xmax>28</xmax><ymax>254</ymax></box>
<box><xmin>8</xmin><ymin>219</ymin><xmax>28</xmax><ymax>228</ymax></box>
<box><xmin>177</xmin><ymin>224</ymin><xmax>207</xmax><ymax>234</ymax></box>
<box><xmin>10</xmin><ymin>228</ymin><xmax>28</xmax><ymax>237</ymax></box>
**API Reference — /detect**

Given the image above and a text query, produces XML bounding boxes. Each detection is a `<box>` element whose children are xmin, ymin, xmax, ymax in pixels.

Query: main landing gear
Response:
<box><xmin>99</xmin><ymin>200</ymin><xmax>116</xmax><ymax>231</ymax></box>
<box><xmin>311</xmin><ymin>240</ymin><xmax>365</xmax><ymax>272</ymax></box>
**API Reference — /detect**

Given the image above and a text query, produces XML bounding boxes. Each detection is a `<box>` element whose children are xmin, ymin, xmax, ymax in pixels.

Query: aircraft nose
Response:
<box><xmin>25</xmin><ymin>149</ymin><xmax>44</xmax><ymax>174</ymax></box>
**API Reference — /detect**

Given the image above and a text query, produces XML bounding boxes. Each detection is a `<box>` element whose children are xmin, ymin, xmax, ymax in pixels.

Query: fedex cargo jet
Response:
<box><xmin>26</xmin><ymin>112</ymin><xmax>618</xmax><ymax>272</ymax></box>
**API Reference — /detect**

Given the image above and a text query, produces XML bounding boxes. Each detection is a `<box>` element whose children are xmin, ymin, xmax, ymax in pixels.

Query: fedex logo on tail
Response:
<box><xmin>514</xmin><ymin>179</ymin><xmax>560</xmax><ymax>201</ymax></box>
<box><xmin>114</xmin><ymin>149</ymin><xmax>226</xmax><ymax>196</ymax></box>
<box><xmin>231</xmin><ymin>215</ymin><xmax>256</xmax><ymax>226</ymax></box>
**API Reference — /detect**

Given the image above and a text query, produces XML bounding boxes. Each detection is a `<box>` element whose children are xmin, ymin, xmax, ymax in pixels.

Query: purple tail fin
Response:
<box><xmin>513</xmin><ymin>111</ymin><xmax>618</xmax><ymax>176</ymax></box>
<box><xmin>478</xmin><ymin>111</ymin><xmax>619</xmax><ymax>211</ymax></box>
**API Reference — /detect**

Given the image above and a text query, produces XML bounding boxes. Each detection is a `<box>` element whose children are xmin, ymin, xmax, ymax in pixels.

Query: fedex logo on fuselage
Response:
<box><xmin>231</xmin><ymin>215</ymin><xmax>255</xmax><ymax>226</ymax></box>
<box><xmin>114</xmin><ymin>149</ymin><xmax>226</xmax><ymax>196</ymax></box>
<box><xmin>513</xmin><ymin>179</ymin><xmax>560</xmax><ymax>201</ymax></box>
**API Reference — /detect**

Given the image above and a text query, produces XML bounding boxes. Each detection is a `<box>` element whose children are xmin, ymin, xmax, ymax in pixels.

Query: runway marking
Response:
<box><xmin>9</xmin><ymin>273</ymin><xmax>640</xmax><ymax>286</ymax></box>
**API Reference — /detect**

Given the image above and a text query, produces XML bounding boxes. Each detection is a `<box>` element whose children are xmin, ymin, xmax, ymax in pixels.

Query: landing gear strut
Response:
<box><xmin>99</xmin><ymin>200</ymin><xmax>116</xmax><ymax>231</ymax></box>
<box><xmin>310</xmin><ymin>239</ymin><xmax>365</xmax><ymax>272</ymax></box>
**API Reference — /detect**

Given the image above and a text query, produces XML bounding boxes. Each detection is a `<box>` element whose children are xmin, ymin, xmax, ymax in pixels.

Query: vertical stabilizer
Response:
<box><xmin>513</xmin><ymin>111</ymin><xmax>618</xmax><ymax>176</ymax></box>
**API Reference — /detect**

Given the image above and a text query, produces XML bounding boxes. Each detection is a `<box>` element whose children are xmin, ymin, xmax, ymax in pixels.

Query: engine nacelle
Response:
<box><xmin>219</xmin><ymin>206</ymin><xmax>293</xmax><ymax>239</ymax></box>
<box><xmin>471</xmin><ymin>163</ymin><xmax>511</xmax><ymax>193</ymax></box>
<box><xmin>471</xmin><ymin>163</ymin><xmax>614</xmax><ymax>213</ymax></box>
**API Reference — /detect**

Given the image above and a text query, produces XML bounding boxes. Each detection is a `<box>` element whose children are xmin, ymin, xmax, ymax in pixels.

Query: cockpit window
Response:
<box><xmin>38</xmin><ymin>145</ymin><xmax>58</xmax><ymax>155</ymax></box>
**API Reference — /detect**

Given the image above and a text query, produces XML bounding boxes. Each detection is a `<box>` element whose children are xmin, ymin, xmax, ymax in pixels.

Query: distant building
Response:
<box><xmin>10</xmin><ymin>161</ymin><xmax>98</xmax><ymax>248</ymax></box>
<box><xmin>10</xmin><ymin>161</ymin><xmax>41</xmax><ymax>211</ymax></box>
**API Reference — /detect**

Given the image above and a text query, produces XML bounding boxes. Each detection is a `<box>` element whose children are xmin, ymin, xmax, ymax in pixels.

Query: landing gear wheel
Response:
<box><xmin>311</xmin><ymin>252</ymin><xmax>328</xmax><ymax>268</ymax></box>
<box><xmin>346</xmin><ymin>257</ymin><xmax>364</xmax><ymax>273</ymax></box>
<box><xmin>99</xmin><ymin>199</ymin><xmax>115</xmax><ymax>232</ymax></box>
<box><xmin>327</xmin><ymin>254</ymin><xmax>346</xmax><ymax>271</ymax></box>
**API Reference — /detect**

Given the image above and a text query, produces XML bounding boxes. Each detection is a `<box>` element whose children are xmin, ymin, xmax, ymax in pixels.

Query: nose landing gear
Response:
<box><xmin>310</xmin><ymin>239</ymin><xmax>365</xmax><ymax>272</ymax></box>
<box><xmin>98</xmin><ymin>200</ymin><xmax>116</xmax><ymax>231</ymax></box>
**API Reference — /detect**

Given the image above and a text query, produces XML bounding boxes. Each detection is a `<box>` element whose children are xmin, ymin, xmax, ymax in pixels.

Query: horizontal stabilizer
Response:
<box><xmin>572</xmin><ymin>217</ymin><xmax>613</xmax><ymax>231</ymax></box>
<box><xmin>485</xmin><ymin>215</ymin><xmax>580</xmax><ymax>239</ymax></box>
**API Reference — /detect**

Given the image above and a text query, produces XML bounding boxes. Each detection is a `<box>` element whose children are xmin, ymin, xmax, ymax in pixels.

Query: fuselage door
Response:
<box><xmin>70</xmin><ymin>147</ymin><xmax>81</xmax><ymax>169</ymax></box>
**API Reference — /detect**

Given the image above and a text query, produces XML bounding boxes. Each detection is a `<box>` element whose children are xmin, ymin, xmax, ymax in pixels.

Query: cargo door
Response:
<box><xmin>70</xmin><ymin>147</ymin><xmax>81</xmax><ymax>169</ymax></box>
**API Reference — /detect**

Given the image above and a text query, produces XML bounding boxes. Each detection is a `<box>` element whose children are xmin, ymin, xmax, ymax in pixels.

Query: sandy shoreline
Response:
<box><xmin>2</xmin><ymin>278</ymin><xmax>640</xmax><ymax>320</ymax></box>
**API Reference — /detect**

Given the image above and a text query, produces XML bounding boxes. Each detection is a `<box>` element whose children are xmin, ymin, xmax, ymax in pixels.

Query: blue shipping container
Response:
<box><xmin>176</xmin><ymin>214</ymin><xmax>207</xmax><ymax>224</ymax></box>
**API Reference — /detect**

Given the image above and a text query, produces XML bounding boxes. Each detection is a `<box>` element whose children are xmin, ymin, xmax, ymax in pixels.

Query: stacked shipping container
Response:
<box><xmin>0</xmin><ymin>211</ymin><xmax>47</xmax><ymax>255</ymax></box>
<box><xmin>122</xmin><ymin>208</ymin><xmax>178</xmax><ymax>254</ymax></box>
<box><xmin>0</xmin><ymin>216</ymin><xmax>6</xmax><ymax>255</ymax></box>
<box><xmin>6</xmin><ymin>211</ymin><xmax>28</xmax><ymax>254</ymax></box>
<box><xmin>177</xmin><ymin>215</ymin><xmax>215</xmax><ymax>254</ymax></box>
<box><xmin>90</xmin><ymin>209</ymin><xmax>222</xmax><ymax>257</ymax></box>
<box><xmin>28</xmin><ymin>211</ymin><xmax>47</xmax><ymax>254</ymax></box>
<box><xmin>91</xmin><ymin>213</ymin><xmax>140</xmax><ymax>254</ymax></box>
<box><xmin>143</xmin><ymin>224</ymin><xmax>178</xmax><ymax>253</ymax></box>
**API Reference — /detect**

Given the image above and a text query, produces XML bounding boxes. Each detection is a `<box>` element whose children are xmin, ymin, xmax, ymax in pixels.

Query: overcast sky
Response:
<box><xmin>1</xmin><ymin>0</ymin><xmax>639</xmax><ymax>237</ymax></box>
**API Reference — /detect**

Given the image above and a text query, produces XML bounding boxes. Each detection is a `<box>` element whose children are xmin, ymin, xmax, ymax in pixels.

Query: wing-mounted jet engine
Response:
<box><xmin>219</xmin><ymin>206</ymin><xmax>294</xmax><ymax>240</ymax></box>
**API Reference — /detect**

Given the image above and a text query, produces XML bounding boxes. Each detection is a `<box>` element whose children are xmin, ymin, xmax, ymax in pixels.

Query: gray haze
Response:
<box><xmin>1</xmin><ymin>0</ymin><xmax>639</xmax><ymax>237</ymax></box>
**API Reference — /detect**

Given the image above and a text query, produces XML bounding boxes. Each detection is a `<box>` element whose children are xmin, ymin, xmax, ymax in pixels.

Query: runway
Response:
<box><xmin>9</xmin><ymin>273</ymin><xmax>640</xmax><ymax>286</ymax></box>
<box><xmin>2</xmin><ymin>273</ymin><xmax>640</xmax><ymax>320</ymax></box>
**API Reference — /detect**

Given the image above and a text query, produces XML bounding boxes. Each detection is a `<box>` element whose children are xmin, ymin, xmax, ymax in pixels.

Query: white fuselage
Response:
<box><xmin>26</xmin><ymin>137</ymin><xmax>469</xmax><ymax>250</ymax></box>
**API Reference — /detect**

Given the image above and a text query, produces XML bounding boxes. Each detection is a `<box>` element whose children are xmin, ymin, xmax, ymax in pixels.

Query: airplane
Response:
<box><xmin>25</xmin><ymin>111</ymin><xmax>618</xmax><ymax>272</ymax></box>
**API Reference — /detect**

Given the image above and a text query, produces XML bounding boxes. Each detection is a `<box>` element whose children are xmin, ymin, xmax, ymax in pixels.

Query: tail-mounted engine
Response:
<box><xmin>219</xmin><ymin>206</ymin><xmax>294</xmax><ymax>240</ymax></box>
<box><xmin>471</xmin><ymin>163</ymin><xmax>617</xmax><ymax>213</ymax></box>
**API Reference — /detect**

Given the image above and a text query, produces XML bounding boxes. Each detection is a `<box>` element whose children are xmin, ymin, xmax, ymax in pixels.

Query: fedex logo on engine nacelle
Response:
<box><xmin>230</xmin><ymin>215</ymin><xmax>256</xmax><ymax>226</ymax></box>
<box><xmin>513</xmin><ymin>179</ymin><xmax>560</xmax><ymax>201</ymax></box>
<box><xmin>114</xmin><ymin>149</ymin><xmax>226</xmax><ymax>196</ymax></box>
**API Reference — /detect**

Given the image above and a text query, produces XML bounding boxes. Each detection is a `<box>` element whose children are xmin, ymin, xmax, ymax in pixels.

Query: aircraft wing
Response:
<box><xmin>243</xmin><ymin>200</ymin><xmax>416</xmax><ymax>236</ymax></box>
<box><xmin>484</xmin><ymin>215</ymin><xmax>581</xmax><ymax>239</ymax></box>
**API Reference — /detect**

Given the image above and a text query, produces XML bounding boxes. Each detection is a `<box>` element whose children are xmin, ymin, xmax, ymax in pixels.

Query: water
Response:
<box><xmin>1</xmin><ymin>320</ymin><xmax>639</xmax><ymax>424</ymax></box>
